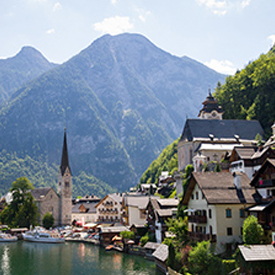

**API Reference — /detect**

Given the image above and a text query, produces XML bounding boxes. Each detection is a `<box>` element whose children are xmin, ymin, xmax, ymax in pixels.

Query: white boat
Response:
<box><xmin>0</xmin><ymin>233</ymin><xmax>18</xmax><ymax>242</ymax></box>
<box><xmin>22</xmin><ymin>228</ymin><xmax>64</xmax><ymax>243</ymax></box>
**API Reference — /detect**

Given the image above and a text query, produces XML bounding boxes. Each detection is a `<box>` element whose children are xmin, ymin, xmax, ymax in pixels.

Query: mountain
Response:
<box><xmin>0</xmin><ymin>46</ymin><xmax>56</xmax><ymax>104</ymax></box>
<box><xmin>0</xmin><ymin>33</ymin><xmax>225</xmax><ymax>195</ymax></box>
<box><xmin>215</xmin><ymin>44</ymin><xmax>275</xmax><ymax>137</ymax></box>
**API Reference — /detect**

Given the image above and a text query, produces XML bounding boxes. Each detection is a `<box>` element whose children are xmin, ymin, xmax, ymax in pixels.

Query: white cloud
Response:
<box><xmin>46</xmin><ymin>29</ymin><xmax>55</xmax><ymax>34</ymax></box>
<box><xmin>137</xmin><ymin>10</ymin><xmax>151</xmax><ymax>23</ymax></box>
<box><xmin>241</xmin><ymin>0</ymin><xmax>251</xmax><ymax>8</ymax></box>
<box><xmin>53</xmin><ymin>2</ymin><xmax>61</xmax><ymax>12</ymax></box>
<box><xmin>268</xmin><ymin>34</ymin><xmax>275</xmax><ymax>46</ymax></box>
<box><xmin>111</xmin><ymin>0</ymin><xmax>117</xmax><ymax>5</ymax></box>
<box><xmin>204</xmin><ymin>59</ymin><xmax>236</xmax><ymax>75</ymax></box>
<box><xmin>93</xmin><ymin>16</ymin><xmax>134</xmax><ymax>35</ymax></box>
<box><xmin>196</xmin><ymin>0</ymin><xmax>251</xmax><ymax>15</ymax></box>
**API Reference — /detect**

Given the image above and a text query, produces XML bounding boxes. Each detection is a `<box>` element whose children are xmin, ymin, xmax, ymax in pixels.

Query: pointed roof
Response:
<box><xmin>198</xmin><ymin>90</ymin><xmax>223</xmax><ymax>117</ymax></box>
<box><xmin>60</xmin><ymin>128</ymin><xmax>71</xmax><ymax>176</ymax></box>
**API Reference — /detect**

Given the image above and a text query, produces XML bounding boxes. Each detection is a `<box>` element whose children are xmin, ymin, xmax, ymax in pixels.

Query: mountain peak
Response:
<box><xmin>16</xmin><ymin>46</ymin><xmax>49</xmax><ymax>62</ymax></box>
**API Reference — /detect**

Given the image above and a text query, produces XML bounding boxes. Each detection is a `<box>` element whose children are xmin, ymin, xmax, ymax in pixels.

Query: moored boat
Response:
<box><xmin>0</xmin><ymin>233</ymin><xmax>18</xmax><ymax>242</ymax></box>
<box><xmin>22</xmin><ymin>227</ymin><xmax>64</xmax><ymax>243</ymax></box>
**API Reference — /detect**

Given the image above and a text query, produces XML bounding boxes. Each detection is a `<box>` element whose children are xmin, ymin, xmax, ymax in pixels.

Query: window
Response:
<box><xmin>65</xmin><ymin>181</ymin><xmax>69</xmax><ymax>188</ymax></box>
<box><xmin>191</xmin><ymin>194</ymin><xmax>194</xmax><ymax>200</ymax></box>
<box><xmin>227</xmin><ymin>227</ymin><xmax>232</xmax><ymax>236</ymax></box>
<box><xmin>208</xmin><ymin>209</ymin><xmax>212</xmax><ymax>219</ymax></box>
<box><xmin>196</xmin><ymin>192</ymin><xmax>199</xmax><ymax>200</ymax></box>
<box><xmin>240</xmin><ymin>227</ymin><xmax>243</xmax><ymax>235</ymax></box>
<box><xmin>226</xmin><ymin>208</ymin><xmax>232</xmax><ymax>218</ymax></box>
<box><xmin>240</xmin><ymin>209</ymin><xmax>244</xmax><ymax>218</ymax></box>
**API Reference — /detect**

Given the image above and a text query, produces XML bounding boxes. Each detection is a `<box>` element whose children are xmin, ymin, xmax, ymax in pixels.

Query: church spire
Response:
<box><xmin>60</xmin><ymin>128</ymin><xmax>71</xmax><ymax>176</ymax></box>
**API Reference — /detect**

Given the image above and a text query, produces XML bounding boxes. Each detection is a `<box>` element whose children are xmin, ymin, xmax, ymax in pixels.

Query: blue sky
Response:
<box><xmin>1</xmin><ymin>0</ymin><xmax>275</xmax><ymax>74</ymax></box>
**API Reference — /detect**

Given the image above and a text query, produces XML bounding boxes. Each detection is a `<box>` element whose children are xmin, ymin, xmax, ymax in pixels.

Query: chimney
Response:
<box><xmin>233</xmin><ymin>172</ymin><xmax>242</xmax><ymax>190</ymax></box>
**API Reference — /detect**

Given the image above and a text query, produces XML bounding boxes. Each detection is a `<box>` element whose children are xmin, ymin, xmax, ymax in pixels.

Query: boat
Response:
<box><xmin>22</xmin><ymin>227</ymin><xmax>64</xmax><ymax>243</ymax></box>
<box><xmin>105</xmin><ymin>245</ymin><xmax>114</xmax><ymax>251</ymax></box>
<box><xmin>0</xmin><ymin>233</ymin><xmax>18</xmax><ymax>242</ymax></box>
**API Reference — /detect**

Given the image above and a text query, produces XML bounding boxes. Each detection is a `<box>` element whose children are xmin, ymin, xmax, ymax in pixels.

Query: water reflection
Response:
<box><xmin>0</xmin><ymin>242</ymin><xmax>162</xmax><ymax>275</ymax></box>
<box><xmin>1</xmin><ymin>246</ymin><xmax>10</xmax><ymax>275</ymax></box>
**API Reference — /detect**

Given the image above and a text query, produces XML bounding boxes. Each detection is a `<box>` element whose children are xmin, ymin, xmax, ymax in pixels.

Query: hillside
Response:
<box><xmin>0</xmin><ymin>33</ymin><xmax>225</xmax><ymax>195</ymax></box>
<box><xmin>0</xmin><ymin>47</ymin><xmax>56</xmax><ymax>105</ymax></box>
<box><xmin>214</xmin><ymin>44</ymin><xmax>275</xmax><ymax>137</ymax></box>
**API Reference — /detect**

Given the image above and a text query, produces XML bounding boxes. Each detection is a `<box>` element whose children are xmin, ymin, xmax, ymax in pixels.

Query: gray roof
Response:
<box><xmin>180</xmin><ymin>119</ymin><xmax>264</xmax><ymax>142</ymax></box>
<box><xmin>152</xmin><ymin>244</ymin><xmax>168</xmax><ymax>262</ymax></box>
<box><xmin>144</xmin><ymin>242</ymin><xmax>161</xmax><ymax>250</ymax></box>
<box><xmin>72</xmin><ymin>202</ymin><xmax>98</xmax><ymax>214</ymax></box>
<box><xmin>156</xmin><ymin>208</ymin><xmax>177</xmax><ymax>217</ymax></box>
<box><xmin>157</xmin><ymin>199</ymin><xmax>179</xmax><ymax>207</ymax></box>
<box><xmin>239</xmin><ymin>245</ymin><xmax>275</xmax><ymax>261</ymax></box>
<box><xmin>31</xmin><ymin>187</ymin><xmax>54</xmax><ymax>200</ymax></box>
<box><xmin>125</xmin><ymin>196</ymin><xmax>150</xmax><ymax>209</ymax></box>
<box><xmin>182</xmin><ymin>172</ymin><xmax>258</xmax><ymax>205</ymax></box>
<box><xmin>101</xmin><ymin>226</ymin><xmax>129</xmax><ymax>234</ymax></box>
<box><xmin>109</xmin><ymin>193</ymin><xmax>123</xmax><ymax>204</ymax></box>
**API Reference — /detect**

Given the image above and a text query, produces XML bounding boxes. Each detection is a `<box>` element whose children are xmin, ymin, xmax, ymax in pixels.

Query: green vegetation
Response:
<box><xmin>0</xmin><ymin>150</ymin><xmax>116</xmax><ymax>198</ymax></box>
<box><xmin>215</xmin><ymin>44</ymin><xmax>275</xmax><ymax>136</ymax></box>
<box><xmin>242</xmin><ymin>215</ymin><xmax>264</xmax><ymax>244</ymax></box>
<box><xmin>139</xmin><ymin>139</ymin><xmax>179</xmax><ymax>184</ymax></box>
<box><xmin>188</xmin><ymin>241</ymin><xmax>222</xmax><ymax>275</ymax></box>
<box><xmin>0</xmin><ymin>177</ymin><xmax>39</xmax><ymax>228</ymax></box>
<box><xmin>120</xmin><ymin>230</ymin><xmax>135</xmax><ymax>240</ymax></box>
<box><xmin>42</xmin><ymin>212</ymin><xmax>54</xmax><ymax>229</ymax></box>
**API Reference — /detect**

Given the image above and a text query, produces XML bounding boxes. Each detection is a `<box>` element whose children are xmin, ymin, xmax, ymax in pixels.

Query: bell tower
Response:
<box><xmin>198</xmin><ymin>89</ymin><xmax>223</xmax><ymax>120</ymax></box>
<box><xmin>58</xmin><ymin>128</ymin><xmax>72</xmax><ymax>225</ymax></box>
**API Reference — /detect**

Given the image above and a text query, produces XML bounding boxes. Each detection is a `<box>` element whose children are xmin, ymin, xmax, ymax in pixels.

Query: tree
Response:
<box><xmin>42</xmin><ymin>212</ymin><xmax>54</xmax><ymax>229</ymax></box>
<box><xmin>165</xmin><ymin>216</ymin><xmax>189</xmax><ymax>247</ymax></box>
<box><xmin>188</xmin><ymin>241</ymin><xmax>222</xmax><ymax>275</ymax></box>
<box><xmin>0</xmin><ymin>177</ymin><xmax>39</xmax><ymax>228</ymax></box>
<box><xmin>243</xmin><ymin>215</ymin><xmax>263</xmax><ymax>244</ymax></box>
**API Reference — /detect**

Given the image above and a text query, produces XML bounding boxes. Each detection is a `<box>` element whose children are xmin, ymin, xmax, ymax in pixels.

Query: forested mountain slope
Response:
<box><xmin>0</xmin><ymin>33</ymin><xmax>225</xmax><ymax>196</ymax></box>
<box><xmin>215</xmin><ymin>45</ymin><xmax>275</xmax><ymax>137</ymax></box>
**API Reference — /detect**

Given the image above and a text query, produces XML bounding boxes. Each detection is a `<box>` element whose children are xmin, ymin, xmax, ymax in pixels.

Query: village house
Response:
<box><xmin>229</xmin><ymin>145</ymin><xmax>275</xmax><ymax>180</ymax></box>
<box><xmin>147</xmin><ymin>198</ymin><xmax>179</xmax><ymax>243</ymax></box>
<box><xmin>72</xmin><ymin>194</ymin><xmax>101</xmax><ymax>225</ymax></box>
<box><xmin>31</xmin><ymin>129</ymin><xmax>72</xmax><ymax>226</ymax></box>
<box><xmin>238</xmin><ymin>244</ymin><xmax>275</xmax><ymax>275</ymax></box>
<box><xmin>95</xmin><ymin>193</ymin><xmax>123</xmax><ymax>223</ymax></box>
<box><xmin>181</xmin><ymin>171</ymin><xmax>259</xmax><ymax>254</ymax></box>
<box><xmin>247</xmin><ymin>158</ymin><xmax>275</xmax><ymax>242</ymax></box>
<box><xmin>177</xmin><ymin>92</ymin><xmax>264</xmax><ymax>173</ymax></box>
<box><xmin>121</xmin><ymin>195</ymin><xmax>150</xmax><ymax>227</ymax></box>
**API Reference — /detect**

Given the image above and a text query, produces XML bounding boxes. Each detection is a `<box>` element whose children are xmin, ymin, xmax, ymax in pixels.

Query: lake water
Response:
<box><xmin>0</xmin><ymin>241</ymin><xmax>163</xmax><ymax>275</ymax></box>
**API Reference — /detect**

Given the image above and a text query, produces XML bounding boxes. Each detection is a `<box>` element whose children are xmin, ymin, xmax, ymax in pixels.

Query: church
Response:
<box><xmin>32</xmin><ymin>129</ymin><xmax>72</xmax><ymax>226</ymax></box>
<box><xmin>177</xmin><ymin>91</ymin><xmax>265</xmax><ymax>172</ymax></box>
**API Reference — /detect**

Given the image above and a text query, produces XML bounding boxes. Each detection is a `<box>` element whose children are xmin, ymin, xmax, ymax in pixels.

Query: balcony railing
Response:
<box><xmin>188</xmin><ymin>215</ymin><xmax>207</xmax><ymax>224</ymax></box>
<box><xmin>188</xmin><ymin>232</ymin><xmax>216</xmax><ymax>242</ymax></box>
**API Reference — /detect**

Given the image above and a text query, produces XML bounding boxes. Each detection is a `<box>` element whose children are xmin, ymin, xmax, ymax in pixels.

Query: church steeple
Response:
<box><xmin>198</xmin><ymin>89</ymin><xmax>223</xmax><ymax>120</ymax></box>
<box><xmin>58</xmin><ymin>128</ymin><xmax>72</xmax><ymax>225</ymax></box>
<box><xmin>60</xmin><ymin>128</ymin><xmax>71</xmax><ymax>176</ymax></box>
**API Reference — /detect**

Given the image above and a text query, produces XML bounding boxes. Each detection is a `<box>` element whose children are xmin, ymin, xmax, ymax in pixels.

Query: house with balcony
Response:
<box><xmin>248</xmin><ymin>158</ymin><xmax>275</xmax><ymax>242</ymax></box>
<box><xmin>229</xmin><ymin>146</ymin><xmax>275</xmax><ymax>180</ymax></box>
<box><xmin>72</xmin><ymin>195</ymin><xmax>101</xmax><ymax>225</ymax></box>
<box><xmin>95</xmin><ymin>193</ymin><xmax>123</xmax><ymax>224</ymax></box>
<box><xmin>147</xmin><ymin>198</ymin><xmax>179</xmax><ymax>243</ymax></box>
<box><xmin>121</xmin><ymin>195</ymin><xmax>150</xmax><ymax>227</ymax></box>
<box><xmin>181</xmin><ymin>171</ymin><xmax>259</xmax><ymax>254</ymax></box>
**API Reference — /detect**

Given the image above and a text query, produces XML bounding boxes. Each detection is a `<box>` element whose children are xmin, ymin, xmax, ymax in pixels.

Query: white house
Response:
<box><xmin>181</xmin><ymin>171</ymin><xmax>258</xmax><ymax>254</ymax></box>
